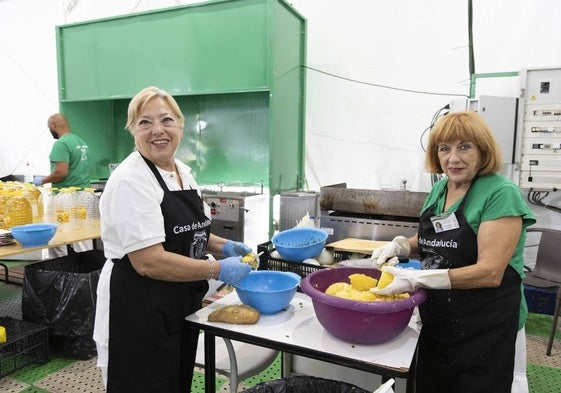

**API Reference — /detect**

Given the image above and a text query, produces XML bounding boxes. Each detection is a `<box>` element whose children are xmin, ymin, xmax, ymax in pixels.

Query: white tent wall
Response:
<box><xmin>298</xmin><ymin>0</ymin><xmax>467</xmax><ymax>192</ymax></box>
<box><xmin>1</xmin><ymin>0</ymin><xmax>561</xmax><ymax>193</ymax></box>
<box><xmin>0</xmin><ymin>0</ymin><xmax>62</xmax><ymax>181</ymax></box>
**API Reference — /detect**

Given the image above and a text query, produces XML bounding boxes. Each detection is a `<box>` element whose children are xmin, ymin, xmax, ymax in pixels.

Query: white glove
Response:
<box><xmin>370</xmin><ymin>265</ymin><xmax>451</xmax><ymax>296</ymax></box>
<box><xmin>373</xmin><ymin>378</ymin><xmax>395</xmax><ymax>393</ymax></box>
<box><xmin>371</xmin><ymin>236</ymin><xmax>410</xmax><ymax>268</ymax></box>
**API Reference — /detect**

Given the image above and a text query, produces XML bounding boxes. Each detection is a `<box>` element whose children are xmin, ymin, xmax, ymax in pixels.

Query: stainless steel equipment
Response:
<box><xmin>202</xmin><ymin>192</ymin><xmax>269</xmax><ymax>250</ymax></box>
<box><xmin>318</xmin><ymin>184</ymin><xmax>428</xmax><ymax>242</ymax></box>
<box><xmin>279</xmin><ymin>191</ymin><xmax>319</xmax><ymax>230</ymax></box>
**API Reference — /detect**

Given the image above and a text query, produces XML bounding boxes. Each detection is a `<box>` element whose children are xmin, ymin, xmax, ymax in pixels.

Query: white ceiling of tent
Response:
<box><xmin>1</xmin><ymin>0</ymin><xmax>560</xmax><ymax>192</ymax></box>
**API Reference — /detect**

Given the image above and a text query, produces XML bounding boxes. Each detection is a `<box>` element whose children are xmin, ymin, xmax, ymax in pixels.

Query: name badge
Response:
<box><xmin>431</xmin><ymin>212</ymin><xmax>459</xmax><ymax>233</ymax></box>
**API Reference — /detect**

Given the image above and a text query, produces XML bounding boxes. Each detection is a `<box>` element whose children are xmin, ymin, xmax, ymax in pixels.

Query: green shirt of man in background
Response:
<box><xmin>33</xmin><ymin>113</ymin><xmax>90</xmax><ymax>189</ymax></box>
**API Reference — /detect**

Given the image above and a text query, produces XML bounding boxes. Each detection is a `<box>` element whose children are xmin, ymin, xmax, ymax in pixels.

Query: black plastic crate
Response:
<box><xmin>524</xmin><ymin>284</ymin><xmax>557</xmax><ymax>315</ymax></box>
<box><xmin>257</xmin><ymin>241</ymin><xmax>324</xmax><ymax>279</ymax></box>
<box><xmin>0</xmin><ymin>317</ymin><xmax>49</xmax><ymax>378</ymax></box>
<box><xmin>257</xmin><ymin>242</ymin><xmax>350</xmax><ymax>280</ymax></box>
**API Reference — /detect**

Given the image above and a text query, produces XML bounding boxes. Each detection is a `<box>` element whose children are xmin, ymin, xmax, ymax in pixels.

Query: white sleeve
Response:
<box><xmin>100</xmin><ymin>175</ymin><xmax>165</xmax><ymax>257</ymax></box>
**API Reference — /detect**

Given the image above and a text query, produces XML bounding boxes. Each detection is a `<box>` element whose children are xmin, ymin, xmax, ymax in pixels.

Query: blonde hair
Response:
<box><xmin>425</xmin><ymin>111</ymin><xmax>502</xmax><ymax>175</ymax></box>
<box><xmin>125</xmin><ymin>86</ymin><xmax>185</xmax><ymax>134</ymax></box>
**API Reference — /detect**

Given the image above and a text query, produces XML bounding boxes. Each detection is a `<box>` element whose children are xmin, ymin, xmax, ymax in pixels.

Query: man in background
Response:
<box><xmin>34</xmin><ymin>113</ymin><xmax>92</xmax><ymax>256</ymax></box>
<box><xmin>33</xmin><ymin>113</ymin><xmax>90</xmax><ymax>189</ymax></box>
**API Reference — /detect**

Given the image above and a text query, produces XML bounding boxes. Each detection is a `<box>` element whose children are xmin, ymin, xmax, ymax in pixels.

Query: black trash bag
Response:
<box><xmin>22</xmin><ymin>249</ymin><xmax>106</xmax><ymax>360</ymax></box>
<box><xmin>243</xmin><ymin>375</ymin><xmax>371</xmax><ymax>393</ymax></box>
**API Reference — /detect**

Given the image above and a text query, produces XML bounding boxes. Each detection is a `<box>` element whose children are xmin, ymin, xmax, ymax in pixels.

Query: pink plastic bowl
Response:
<box><xmin>301</xmin><ymin>266</ymin><xmax>427</xmax><ymax>344</ymax></box>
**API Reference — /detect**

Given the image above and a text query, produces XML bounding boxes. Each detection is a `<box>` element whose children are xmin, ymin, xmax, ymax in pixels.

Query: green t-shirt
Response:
<box><xmin>49</xmin><ymin>133</ymin><xmax>90</xmax><ymax>189</ymax></box>
<box><xmin>421</xmin><ymin>174</ymin><xmax>536</xmax><ymax>329</ymax></box>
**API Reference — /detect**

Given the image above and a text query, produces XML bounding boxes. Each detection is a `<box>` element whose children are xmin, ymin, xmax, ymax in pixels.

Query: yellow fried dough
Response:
<box><xmin>324</xmin><ymin>272</ymin><xmax>409</xmax><ymax>302</ymax></box>
<box><xmin>208</xmin><ymin>304</ymin><xmax>260</xmax><ymax>324</ymax></box>
<box><xmin>242</xmin><ymin>253</ymin><xmax>259</xmax><ymax>269</ymax></box>
<box><xmin>325</xmin><ymin>282</ymin><xmax>350</xmax><ymax>296</ymax></box>
<box><xmin>349</xmin><ymin>273</ymin><xmax>378</xmax><ymax>291</ymax></box>
<box><xmin>377</xmin><ymin>270</ymin><xmax>394</xmax><ymax>289</ymax></box>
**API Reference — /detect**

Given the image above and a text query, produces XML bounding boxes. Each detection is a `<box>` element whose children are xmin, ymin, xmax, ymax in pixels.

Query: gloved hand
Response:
<box><xmin>218</xmin><ymin>256</ymin><xmax>251</xmax><ymax>285</ymax></box>
<box><xmin>32</xmin><ymin>176</ymin><xmax>44</xmax><ymax>186</ymax></box>
<box><xmin>222</xmin><ymin>240</ymin><xmax>252</xmax><ymax>257</ymax></box>
<box><xmin>370</xmin><ymin>265</ymin><xmax>451</xmax><ymax>296</ymax></box>
<box><xmin>371</xmin><ymin>236</ymin><xmax>410</xmax><ymax>268</ymax></box>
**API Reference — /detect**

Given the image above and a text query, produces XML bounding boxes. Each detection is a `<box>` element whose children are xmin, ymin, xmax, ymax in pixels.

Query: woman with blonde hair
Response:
<box><xmin>94</xmin><ymin>87</ymin><xmax>252</xmax><ymax>392</ymax></box>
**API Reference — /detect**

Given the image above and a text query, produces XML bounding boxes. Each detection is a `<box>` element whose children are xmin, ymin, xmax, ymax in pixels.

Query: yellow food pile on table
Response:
<box><xmin>325</xmin><ymin>272</ymin><xmax>410</xmax><ymax>302</ymax></box>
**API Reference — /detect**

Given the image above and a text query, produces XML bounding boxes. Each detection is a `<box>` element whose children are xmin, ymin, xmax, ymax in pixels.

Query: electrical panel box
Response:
<box><xmin>516</xmin><ymin>67</ymin><xmax>561</xmax><ymax>190</ymax></box>
<box><xmin>449</xmin><ymin>96</ymin><xmax>518</xmax><ymax>164</ymax></box>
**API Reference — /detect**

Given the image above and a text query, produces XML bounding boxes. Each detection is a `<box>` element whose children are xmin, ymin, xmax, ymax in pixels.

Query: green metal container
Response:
<box><xmin>55</xmin><ymin>0</ymin><xmax>307</xmax><ymax>202</ymax></box>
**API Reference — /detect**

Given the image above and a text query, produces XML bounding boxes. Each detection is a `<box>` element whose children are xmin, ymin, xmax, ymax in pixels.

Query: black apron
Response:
<box><xmin>107</xmin><ymin>156</ymin><xmax>210</xmax><ymax>393</ymax></box>
<box><xmin>415</xmin><ymin>179</ymin><xmax>520</xmax><ymax>393</ymax></box>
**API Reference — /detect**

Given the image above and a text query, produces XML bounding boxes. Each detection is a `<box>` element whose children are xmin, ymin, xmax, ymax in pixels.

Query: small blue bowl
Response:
<box><xmin>398</xmin><ymin>259</ymin><xmax>421</xmax><ymax>270</ymax></box>
<box><xmin>10</xmin><ymin>223</ymin><xmax>58</xmax><ymax>248</ymax></box>
<box><xmin>234</xmin><ymin>270</ymin><xmax>301</xmax><ymax>315</ymax></box>
<box><xmin>272</xmin><ymin>227</ymin><xmax>328</xmax><ymax>262</ymax></box>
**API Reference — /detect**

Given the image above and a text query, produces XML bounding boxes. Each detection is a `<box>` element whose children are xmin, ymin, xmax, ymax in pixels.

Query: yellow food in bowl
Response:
<box><xmin>349</xmin><ymin>273</ymin><xmax>378</xmax><ymax>291</ymax></box>
<box><xmin>324</xmin><ymin>272</ymin><xmax>409</xmax><ymax>302</ymax></box>
<box><xmin>347</xmin><ymin>288</ymin><xmax>378</xmax><ymax>301</ymax></box>
<box><xmin>325</xmin><ymin>282</ymin><xmax>350</xmax><ymax>296</ymax></box>
<box><xmin>377</xmin><ymin>271</ymin><xmax>394</xmax><ymax>289</ymax></box>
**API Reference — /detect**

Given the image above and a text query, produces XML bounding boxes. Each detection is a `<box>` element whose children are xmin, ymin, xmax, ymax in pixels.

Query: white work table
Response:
<box><xmin>185</xmin><ymin>291</ymin><xmax>420</xmax><ymax>392</ymax></box>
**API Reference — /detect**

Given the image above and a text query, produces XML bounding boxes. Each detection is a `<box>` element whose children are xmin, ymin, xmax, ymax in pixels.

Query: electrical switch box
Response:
<box><xmin>470</xmin><ymin>96</ymin><xmax>518</xmax><ymax>164</ymax></box>
<box><xmin>450</xmin><ymin>96</ymin><xmax>518</xmax><ymax>164</ymax></box>
<box><xmin>516</xmin><ymin>67</ymin><xmax>561</xmax><ymax>190</ymax></box>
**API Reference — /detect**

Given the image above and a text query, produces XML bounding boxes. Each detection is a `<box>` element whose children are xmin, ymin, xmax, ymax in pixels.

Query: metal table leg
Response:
<box><xmin>204</xmin><ymin>331</ymin><xmax>217</xmax><ymax>392</ymax></box>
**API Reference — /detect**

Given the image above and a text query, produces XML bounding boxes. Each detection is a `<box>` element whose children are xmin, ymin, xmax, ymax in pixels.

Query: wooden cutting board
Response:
<box><xmin>326</xmin><ymin>238</ymin><xmax>389</xmax><ymax>254</ymax></box>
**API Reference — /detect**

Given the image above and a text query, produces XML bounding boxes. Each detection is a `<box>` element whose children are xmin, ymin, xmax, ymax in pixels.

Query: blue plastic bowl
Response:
<box><xmin>234</xmin><ymin>270</ymin><xmax>301</xmax><ymax>315</ymax></box>
<box><xmin>10</xmin><ymin>223</ymin><xmax>58</xmax><ymax>247</ymax></box>
<box><xmin>399</xmin><ymin>259</ymin><xmax>421</xmax><ymax>270</ymax></box>
<box><xmin>271</xmin><ymin>227</ymin><xmax>328</xmax><ymax>262</ymax></box>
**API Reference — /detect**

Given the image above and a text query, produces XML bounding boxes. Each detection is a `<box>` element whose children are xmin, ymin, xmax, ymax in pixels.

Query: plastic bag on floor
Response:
<box><xmin>243</xmin><ymin>375</ymin><xmax>371</xmax><ymax>393</ymax></box>
<box><xmin>22</xmin><ymin>249</ymin><xmax>105</xmax><ymax>360</ymax></box>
